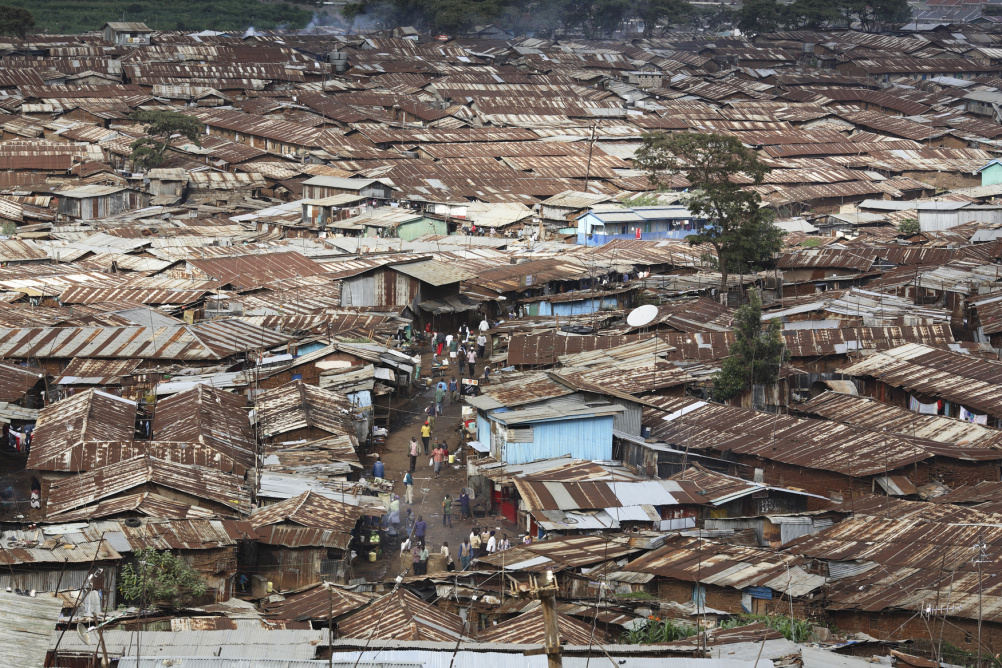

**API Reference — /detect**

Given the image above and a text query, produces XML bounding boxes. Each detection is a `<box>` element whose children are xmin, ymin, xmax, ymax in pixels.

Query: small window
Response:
<box><xmin>292</xmin><ymin>374</ymin><xmax>302</xmax><ymax>381</ymax></box>
<box><xmin>869</xmin><ymin>615</ymin><xmax>879</xmax><ymax>629</ymax></box>
<box><xmin>507</xmin><ymin>427</ymin><xmax>534</xmax><ymax>442</ymax></box>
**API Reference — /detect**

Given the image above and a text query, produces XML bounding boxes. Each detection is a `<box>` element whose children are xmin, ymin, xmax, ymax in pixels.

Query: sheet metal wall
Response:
<box><xmin>499</xmin><ymin>415</ymin><xmax>614</xmax><ymax>465</ymax></box>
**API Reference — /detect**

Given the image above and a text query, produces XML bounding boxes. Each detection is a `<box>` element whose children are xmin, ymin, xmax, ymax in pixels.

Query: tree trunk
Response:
<box><xmin>718</xmin><ymin>249</ymin><xmax>728</xmax><ymax>304</ymax></box>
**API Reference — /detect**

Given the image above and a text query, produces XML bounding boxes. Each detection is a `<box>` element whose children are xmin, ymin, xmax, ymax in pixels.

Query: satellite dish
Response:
<box><xmin>76</xmin><ymin>623</ymin><xmax>91</xmax><ymax>645</ymax></box>
<box><xmin>627</xmin><ymin>304</ymin><xmax>659</xmax><ymax>328</ymax></box>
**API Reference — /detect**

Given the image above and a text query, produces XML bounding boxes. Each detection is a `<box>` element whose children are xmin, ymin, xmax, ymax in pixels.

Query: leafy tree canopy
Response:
<box><xmin>119</xmin><ymin>548</ymin><xmax>209</xmax><ymax>607</ymax></box>
<box><xmin>713</xmin><ymin>288</ymin><xmax>789</xmax><ymax>401</ymax></box>
<box><xmin>736</xmin><ymin>0</ymin><xmax>909</xmax><ymax>33</ymax></box>
<box><xmin>0</xmin><ymin>5</ymin><xmax>34</xmax><ymax>37</ymax></box>
<box><xmin>128</xmin><ymin>110</ymin><xmax>203</xmax><ymax>171</ymax></box>
<box><xmin>634</xmin><ymin>131</ymin><xmax>783</xmax><ymax>295</ymax></box>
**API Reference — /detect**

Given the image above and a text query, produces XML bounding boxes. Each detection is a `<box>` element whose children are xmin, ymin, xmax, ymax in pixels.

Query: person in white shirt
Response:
<box><xmin>486</xmin><ymin>530</ymin><xmax>497</xmax><ymax>554</ymax></box>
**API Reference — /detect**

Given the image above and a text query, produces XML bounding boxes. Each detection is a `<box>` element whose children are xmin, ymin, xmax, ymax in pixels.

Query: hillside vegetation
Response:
<box><xmin>3</xmin><ymin>0</ymin><xmax>316</xmax><ymax>34</ymax></box>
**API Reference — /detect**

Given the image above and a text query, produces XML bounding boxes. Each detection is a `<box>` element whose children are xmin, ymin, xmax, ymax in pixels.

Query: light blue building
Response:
<box><xmin>466</xmin><ymin>374</ymin><xmax>632</xmax><ymax>465</ymax></box>
<box><xmin>576</xmin><ymin>205</ymin><xmax>707</xmax><ymax>246</ymax></box>
<box><xmin>980</xmin><ymin>159</ymin><xmax>1002</xmax><ymax>187</ymax></box>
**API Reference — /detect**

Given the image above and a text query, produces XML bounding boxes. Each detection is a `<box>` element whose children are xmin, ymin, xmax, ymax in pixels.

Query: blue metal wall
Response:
<box><xmin>499</xmin><ymin>415</ymin><xmax>614</xmax><ymax>465</ymax></box>
<box><xmin>535</xmin><ymin>296</ymin><xmax>621</xmax><ymax>316</ymax></box>
<box><xmin>576</xmin><ymin>230</ymin><xmax>702</xmax><ymax>246</ymax></box>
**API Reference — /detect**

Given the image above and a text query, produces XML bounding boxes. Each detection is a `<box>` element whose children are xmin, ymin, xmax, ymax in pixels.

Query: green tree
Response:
<box><xmin>118</xmin><ymin>548</ymin><xmax>209</xmax><ymax>607</ymax></box>
<box><xmin>563</xmin><ymin>0</ymin><xmax>629</xmax><ymax>38</ymax></box>
<box><xmin>0</xmin><ymin>5</ymin><xmax>34</xmax><ymax>37</ymax></box>
<box><xmin>713</xmin><ymin>289</ymin><xmax>789</xmax><ymax>401</ymax></box>
<box><xmin>736</xmin><ymin>0</ymin><xmax>786</xmax><ymax>33</ymax></box>
<box><xmin>636</xmin><ymin>0</ymin><xmax>693</xmax><ymax>37</ymax></box>
<box><xmin>128</xmin><ymin>110</ymin><xmax>203</xmax><ymax>171</ymax></box>
<box><xmin>898</xmin><ymin>217</ymin><xmax>920</xmax><ymax>236</ymax></box>
<box><xmin>786</xmin><ymin>0</ymin><xmax>841</xmax><ymax>28</ymax></box>
<box><xmin>838</xmin><ymin>0</ymin><xmax>910</xmax><ymax>31</ymax></box>
<box><xmin>634</xmin><ymin>131</ymin><xmax>783</xmax><ymax>296</ymax></box>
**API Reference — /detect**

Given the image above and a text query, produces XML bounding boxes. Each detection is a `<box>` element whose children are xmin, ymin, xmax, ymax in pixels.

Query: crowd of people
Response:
<box><xmin>426</xmin><ymin>318</ymin><xmax>492</xmax><ymax>383</ymax></box>
<box><xmin>369</xmin><ymin>315</ymin><xmax>523</xmax><ymax>576</ymax></box>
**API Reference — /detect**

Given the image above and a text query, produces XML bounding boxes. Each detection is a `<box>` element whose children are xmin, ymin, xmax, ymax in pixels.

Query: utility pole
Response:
<box><xmin>540</xmin><ymin>574</ymin><xmax>563</xmax><ymax>668</ymax></box>
<box><xmin>514</xmin><ymin>571</ymin><xmax>562</xmax><ymax>668</ymax></box>
<box><xmin>583</xmin><ymin>124</ymin><xmax>597</xmax><ymax>192</ymax></box>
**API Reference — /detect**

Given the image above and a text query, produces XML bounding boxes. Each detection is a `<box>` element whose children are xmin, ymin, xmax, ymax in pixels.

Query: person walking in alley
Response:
<box><xmin>435</xmin><ymin>381</ymin><xmax>446</xmax><ymax>413</ymax></box>
<box><xmin>442</xmin><ymin>494</ymin><xmax>453</xmax><ymax>527</ymax></box>
<box><xmin>372</xmin><ymin>455</ymin><xmax>384</xmax><ymax>480</ymax></box>
<box><xmin>426</xmin><ymin>402</ymin><xmax>439</xmax><ymax>431</ymax></box>
<box><xmin>409</xmin><ymin>437</ymin><xmax>419</xmax><ymax>472</ymax></box>
<box><xmin>466</xmin><ymin>347</ymin><xmax>477</xmax><ymax>378</ymax></box>
<box><xmin>477</xmin><ymin>332</ymin><xmax>487</xmax><ymax>358</ymax></box>
<box><xmin>448</xmin><ymin>376</ymin><xmax>459</xmax><ymax>404</ymax></box>
<box><xmin>459</xmin><ymin>489</ymin><xmax>470</xmax><ymax>520</ymax></box>
<box><xmin>403</xmin><ymin>471</ymin><xmax>414</xmax><ymax>504</ymax></box>
<box><xmin>432</xmin><ymin>442</ymin><xmax>447</xmax><ymax>478</ymax></box>
<box><xmin>420</xmin><ymin>421</ymin><xmax>431</xmax><ymax>455</ymax></box>
<box><xmin>457</xmin><ymin>344</ymin><xmax>466</xmax><ymax>375</ymax></box>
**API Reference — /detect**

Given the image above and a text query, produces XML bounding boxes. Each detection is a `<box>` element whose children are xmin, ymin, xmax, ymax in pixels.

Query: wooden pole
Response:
<box><xmin>540</xmin><ymin>580</ymin><xmax>562</xmax><ymax>668</ymax></box>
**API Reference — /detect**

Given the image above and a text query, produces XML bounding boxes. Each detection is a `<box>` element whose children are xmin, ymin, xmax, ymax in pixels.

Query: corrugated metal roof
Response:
<box><xmin>1</xmin><ymin>590</ymin><xmax>64</xmax><ymax>666</ymax></box>
<box><xmin>391</xmin><ymin>259</ymin><xmax>476</xmax><ymax>286</ymax></box>
<box><xmin>625</xmin><ymin>535</ymin><xmax>824</xmax><ymax>596</ymax></box>
<box><xmin>0</xmin><ymin>321</ymin><xmax>289</xmax><ymax>361</ymax></box>
<box><xmin>799</xmin><ymin>391</ymin><xmax>1002</xmax><ymax>449</ymax></box>
<box><xmin>644</xmin><ymin>396</ymin><xmax>937</xmax><ymax>478</ymax></box>
<box><xmin>251</xmin><ymin>491</ymin><xmax>363</xmax><ymax>543</ymax></box>
<box><xmin>262</xmin><ymin>583</ymin><xmax>373</xmax><ymax>621</ymax></box>
<box><xmin>253</xmin><ymin>380</ymin><xmax>357</xmax><ymax>441</ymax></box>
<box><xmin>842</xmin><ymin>343</ymin><xmax>1002</xmax><ymax>418</ymax></box>
<box><xmin>46</xmin><ymin>455</ymin><xmax>251</xmax><ymax>516</ymax></box>
<box><xmin>478</xmin><ymin>609</ymin><xmax>599</xmax><ymax>645</ymax></box>
<box><xmin>337</xmin><ymin>589</ymin><xmax>468</xmax><ymax>641</ymax></box>
<box><xmin>53</xmin><ymin>629</ymin><xmax>328</xmax><ymax>660</ymax></box>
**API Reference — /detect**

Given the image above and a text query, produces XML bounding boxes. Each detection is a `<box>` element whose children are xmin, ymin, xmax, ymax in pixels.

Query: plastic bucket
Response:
<box><xmin>448</xmin><ymin>454</ymin><xmax>456</xmax><ymax>464</ymax></box>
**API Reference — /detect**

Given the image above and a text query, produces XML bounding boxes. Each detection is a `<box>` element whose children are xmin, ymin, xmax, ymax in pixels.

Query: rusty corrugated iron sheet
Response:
<box><xmin>643</xmin><ymin>396</ymin><xmax>937</xmax><ymax>477</ymax></box>
<box><xmin>478</xmin><ymin>609</ymin><xmax>600</xmax><ymax>645</ymax></box>
<box><xmin>58</xmin><ymin>286</ymin><xmax>208</xmax><ymax>305</ymax></box>
<box><xmin>153</xmin><ymin>384</ymin><xmax>256</xmax><ymax>471</ymax></box>
<box><xmin>262</xmin><ymin>583</ymin><xmax>373</xmax><ymax>621</ymax></box>
<box><xmin>54</xmin><ymin>357</ymin><xmax>141</xmax><ymax>386</ymax></box>
<box><xmin>842</xmin><ymin>343</ymin><xmax>1002</xmax><ymax>418</ymax></box>
<box><xmin>45</xmin><ymin>491</ymin><xmax>217</xmax><ymax>523</ymax></box>
<box><xmin>337</xmin><ymin>589</ymin><xmax>467</xmax><ymax>641</ymax></box>
<box><xmin>253</xmin><ymin>380</ymin><xmax>357</xmax><ymax>441</ymax></box>
<box><xmin>798</xmin><ymin>391</ymin><xmax>1002</xmax><ymax>449</ymax></box>
<box><xmin>0</xmin><ymin>321</ymin><xmax>289</xmax><ymax>361</ymax></box>
<box><xmin>251</xmin><ymin>491</ymin><xmax>363</xmax><ymax>545</ymax></box>
<box><xmin>28</xmin><ymin>389</ymin><xmax>136</xmax><ymax>471</ymax></box>
<box><xmin>46</xmin><ymin>455</ymin><xmax>251</xmax><ymax>517</ymax></box>
<box><xmin>507</xmin><ymin>333</ymin><xmax>650</xmax><ymax>366</ymax></box>
<box><xmin>0</xmin><ymin>362</ymin><xmax>43</xmax><ymax>402</ymax></box>
<box><xmin>625</xmin><ymin>535</ymin><xmax>824</xmax><ymax>596</ymax></box>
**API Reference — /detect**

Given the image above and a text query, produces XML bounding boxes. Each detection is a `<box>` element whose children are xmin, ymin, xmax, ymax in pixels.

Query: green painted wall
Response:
<box><xmin>983</xmin><ymin>162</ymin><xmax>1002</xmax><ymax>186</ymax></box>
<box><xmin>396</xmin><ymin>217</ymin><xmax>447</xmax><ymax>241</ymax></box>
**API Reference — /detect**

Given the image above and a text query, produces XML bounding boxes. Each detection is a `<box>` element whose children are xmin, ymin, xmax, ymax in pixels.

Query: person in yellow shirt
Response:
<box><xmin>420</xmin><ymin>421</ymin><xmax>431</xmax><ymax>455</ymax></box>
